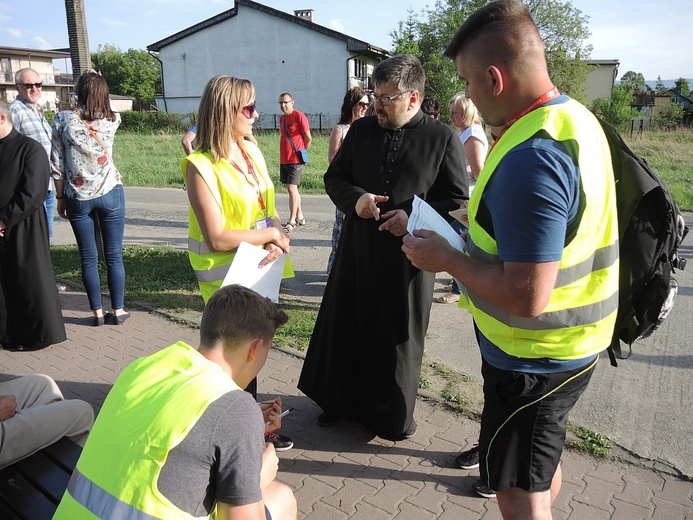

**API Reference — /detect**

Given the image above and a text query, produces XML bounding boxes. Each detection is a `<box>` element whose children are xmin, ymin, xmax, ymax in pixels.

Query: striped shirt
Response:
<box><xmin>10</xmin><ymin>97</ymin><xmax>54</xmax><ymax>191</ymax></box>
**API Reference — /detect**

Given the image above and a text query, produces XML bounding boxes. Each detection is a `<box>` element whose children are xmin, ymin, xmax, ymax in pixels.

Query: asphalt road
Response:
<box><xmin>52</xmin><ymin>186</ymin><xmax>693</xmax><ymax>477</ymax></box>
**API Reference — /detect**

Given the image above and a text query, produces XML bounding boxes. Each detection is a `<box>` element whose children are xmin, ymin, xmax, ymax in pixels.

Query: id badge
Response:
<box><xmin>254</xmin><ymin>216</ymin><xmax>273</xmax><ymax>229</ymax></box>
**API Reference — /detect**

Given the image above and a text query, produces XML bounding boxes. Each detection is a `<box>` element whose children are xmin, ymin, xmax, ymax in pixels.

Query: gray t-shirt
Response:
<box><xmin>157</xmin><ymin>389</ymin><xmax>264</xmax><ymax>516</ymax></box>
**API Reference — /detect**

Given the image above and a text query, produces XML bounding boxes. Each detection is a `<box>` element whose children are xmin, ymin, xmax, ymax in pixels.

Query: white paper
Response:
<box><xmin>407</xmin><ymin>195</ymin><xmax>465</xmax><ymax>251</ymax></box>
<box><xmin>221</xmin><ymin>241</ymin><xmax>287</xmax><ymax>302</ymax></box>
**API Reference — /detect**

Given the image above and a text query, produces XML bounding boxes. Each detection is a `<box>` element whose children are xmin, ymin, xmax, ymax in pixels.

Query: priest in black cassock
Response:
<box><xmin>298</xmin><ymin>55</ymin><xmax>469</xmax><ymax>440</ymax></box>
<box><xmin>0</xmin><ymin>100</ymin><xmax>66</xmax><ymax>350</ymax></box>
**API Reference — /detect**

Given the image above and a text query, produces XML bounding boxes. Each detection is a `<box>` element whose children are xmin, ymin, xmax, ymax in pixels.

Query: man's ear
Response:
<box><xmin>246</xmin><ymin>337</ymin><xmax>265</xmax><ymax>362</ymax></box>
<box><xmin>409</xmin><ymin>90</ymin><xmax>420</xmax><ymax>110</ymax></box>
<box><xmin>487</xmin><ymin>66</ymin><xmax>504</xmax><ymax>96</ymax></box>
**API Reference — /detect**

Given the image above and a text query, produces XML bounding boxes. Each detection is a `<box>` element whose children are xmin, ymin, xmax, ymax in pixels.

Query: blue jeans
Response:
<box><xmin>66</xmin><ymin>185</ymin><xmax>126</xmax><ymax>311</ymax></box>
<box><xmin>44</xmin><ymin>190</ymin><xmax>56</xmax><ymax>238</ymax></box>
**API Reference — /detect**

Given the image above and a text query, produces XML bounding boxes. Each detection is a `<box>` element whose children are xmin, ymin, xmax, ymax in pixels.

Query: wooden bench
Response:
<box><xmin>0</xmin><ymin>438</ymin><xmax>81</xmax><ymax>519</ymax></box>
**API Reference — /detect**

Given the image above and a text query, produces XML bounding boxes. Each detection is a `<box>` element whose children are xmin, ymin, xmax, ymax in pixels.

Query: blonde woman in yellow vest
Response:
<box><xmin>183</xmin><ymin>75</ymin><xmax>293</xmax><ymax>304</ymax></box>
<box><xmin>403</xmin><ymin>1</ymin><xmax>619</xmax><ymax>517</ymax></box>
<box><xmin>183</xmin><ymin>75</ymin><xmax>294</xmax><ymax>451</ymax></box>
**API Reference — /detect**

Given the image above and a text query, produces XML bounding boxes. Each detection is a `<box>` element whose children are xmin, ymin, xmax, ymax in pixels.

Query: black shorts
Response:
<box><xmin>280</xmin><ymin>163</ymin><xmax>303</xmax><ymax>185</ymax></box>
<box><xmin>478</xmin><ymin>356</ymin><xmax>597</xmax><ymax>493</ymax></box>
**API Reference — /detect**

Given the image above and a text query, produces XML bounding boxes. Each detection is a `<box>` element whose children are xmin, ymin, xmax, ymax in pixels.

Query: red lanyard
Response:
<box><xmin>232</xmin><ymin>147</ymin><xmax>266</xmax><ymax>214</ymax></box>
<box><xmin>490</xmin><ymin>86</ymin><xmax>560</xmax><ymax>152</ymax></box>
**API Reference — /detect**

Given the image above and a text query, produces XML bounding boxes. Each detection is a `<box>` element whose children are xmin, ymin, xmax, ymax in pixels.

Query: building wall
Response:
<box><xmin>156</xmin><ymin>7</ymin><xmax>377</xmax><ymax>125</ymax></box>
<box><xmin>1</xmin><ymin>55</ymin><xmax>63</xmax><ymax>108</ymax></box>
<box><xmin>584</xmin><ymin>62</ymin><xmax>618</xmax><ymax>105</ymax></box>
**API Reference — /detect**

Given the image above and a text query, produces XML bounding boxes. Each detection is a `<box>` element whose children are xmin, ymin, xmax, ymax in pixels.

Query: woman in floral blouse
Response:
<box><xmin>52</xmin><ymin>71</ymin><xmax>128</xmax><ymax>327</ymax></box>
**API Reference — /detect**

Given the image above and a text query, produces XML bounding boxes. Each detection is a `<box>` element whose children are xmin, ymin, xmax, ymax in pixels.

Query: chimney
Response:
<box><xmin>294</xmin><ymin>9</ymin><xmax>314</xmax><ymax>22</ymax></box>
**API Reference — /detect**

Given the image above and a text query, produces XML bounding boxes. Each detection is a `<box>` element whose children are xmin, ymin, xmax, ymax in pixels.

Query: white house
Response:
<box><xmin>147</xmin><ymin>0</ymin><xmax>389</xmax><ymax>128</ymax></box>
<box><xmin>584</xmin><ymin>59</ymin><xmax>620</xmax><ymax>105</ymax></box>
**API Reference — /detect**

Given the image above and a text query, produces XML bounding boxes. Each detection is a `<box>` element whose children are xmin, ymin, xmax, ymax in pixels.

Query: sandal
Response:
<box><xmin>296</xmin><ymin>216</ymin><xmax>306</xmax><ymax>226</ymax></box>
<box><xmin>436</xmin><ymin>292</ymin><xmax>460</xmax><ymax>304</ymax></box>
<box><xmin>283</xmin><ymin>221</ymin><xmax>296</xmax><ymax>233</ymax></box>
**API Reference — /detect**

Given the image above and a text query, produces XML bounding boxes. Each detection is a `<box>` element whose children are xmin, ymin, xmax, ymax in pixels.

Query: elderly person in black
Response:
<box><xmin>298</xmin><ymin>55</ymin><xmax>468</xmax><ymax>440</ymax></box>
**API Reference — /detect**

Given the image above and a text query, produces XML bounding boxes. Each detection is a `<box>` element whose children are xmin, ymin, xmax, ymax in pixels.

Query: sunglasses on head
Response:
<box><xmin>242</xmin><ymin>103</ymin><xmax>257</xmax><ymax>119</ymax></box>
<box><xmin>19</xmin><ymin>82</ymin><xmax>43</xmax><ymax>89</ymax></box>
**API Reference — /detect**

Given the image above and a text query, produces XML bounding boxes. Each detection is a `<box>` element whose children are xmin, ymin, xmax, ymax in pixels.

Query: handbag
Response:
<box><xmin>281</xmin><ymin>116</ymin><xmax>309</xmax><ymax>164</ymax></box>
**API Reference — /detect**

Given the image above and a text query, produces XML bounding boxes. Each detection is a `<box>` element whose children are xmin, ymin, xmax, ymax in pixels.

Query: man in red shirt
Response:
<box><xmin>278</xmin><ymin>93</ymin><xmax>311</xmax><ymax>232</ymax></box>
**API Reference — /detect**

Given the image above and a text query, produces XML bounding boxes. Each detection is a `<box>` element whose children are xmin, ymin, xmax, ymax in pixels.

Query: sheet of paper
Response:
<box><xmin>221</xmin><ymin>241</ymin><xmax>287</xmax><ymax>302</ymax></box>
<box><xmin>407</xmin><ymin>195</ymin><xmax>465</xmax><ymax>251</ymax></box>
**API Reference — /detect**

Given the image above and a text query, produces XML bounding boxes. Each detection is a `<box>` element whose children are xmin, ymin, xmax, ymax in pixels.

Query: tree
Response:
<box><xmin>673</xmin><ymin>78</ymin><xmax>690</xmax><ymax>97</ymax></box>
<box><xmin>620</xmin><ymin>70</ymin><xmax>646</xmax><ymax>93</ymax></box>
<box><xmin>91</xmin><ymin>45</ymin><xmax>160</xmax><ymax>106</ymax></box>
<box><xmin>654</xmin><ymin>76</ymin><xmax>668</xmax><ymax>95</ymax></box>
<box><xmin>390</xmin><ymin>0</ymin><xmax>594</xmax><ymax>117</ymax></box>
<box><xmin>590</xmin><ymin>85</ymin><xmax>637</xmax><ymax>130</ymax></box>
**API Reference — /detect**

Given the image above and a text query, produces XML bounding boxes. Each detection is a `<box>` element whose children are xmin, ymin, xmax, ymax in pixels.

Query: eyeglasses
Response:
<box><xmin>278</xmin><ymin>100</ymin><xmax>293</xmax><ymax>105</ymax></box>
<box><xmin>18</xmin><ymin>82</ymin><xmax>43</xmax><ymax>90</ymax></box>
<box><xmin>357</xmin><ymin>101</ymin><xmax>370</xmax><ymax>108</ymax></box>
<box><xmin>242</xmin><ymin>103</ymin><xmax>257</xmax><ymax>119</ymax></box>
<box><xmin>373</xmin><ymin>90</ymin><xmax>413</xmax><ymax>106</ymax></box>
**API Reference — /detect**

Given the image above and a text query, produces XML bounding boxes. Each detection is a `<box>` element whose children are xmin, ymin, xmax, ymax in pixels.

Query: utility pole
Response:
<box><xmin>65</xmin><ymin>0</ymin><xmax>91</xmax><ymax>83</ymax></box>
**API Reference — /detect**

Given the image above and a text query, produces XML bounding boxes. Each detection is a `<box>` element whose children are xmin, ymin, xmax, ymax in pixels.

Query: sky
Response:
<box><xmin>1</xmin><ymin>0</ymin><xmax>690</xmax><ymax>81</ymax></box>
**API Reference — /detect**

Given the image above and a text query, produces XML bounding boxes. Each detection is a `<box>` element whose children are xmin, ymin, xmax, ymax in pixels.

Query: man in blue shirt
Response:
<box><xmin>10</xmin><ymin>68</ymin><xmax>56</xmax><ymax>238</ymax></box>
<box><xmin>403</xmin><ymin>1</ymin><xmax>618</xmax><ymax>518</ymax></box>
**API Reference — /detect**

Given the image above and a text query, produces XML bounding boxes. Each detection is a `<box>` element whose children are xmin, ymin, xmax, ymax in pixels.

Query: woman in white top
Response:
<box><xmin>326</xmin><ymin>87</ymin><xmax>370</xmax><ymax>274</ymax></box>
<box><xmin>449</xmin><ymin>93</ymin><xmax>488</xmax><ymax>189</ymax></box>
<box><xmin>439</xmin><ymin>93</ymin><xmax>489</xmax><ymax>303</ymax></box>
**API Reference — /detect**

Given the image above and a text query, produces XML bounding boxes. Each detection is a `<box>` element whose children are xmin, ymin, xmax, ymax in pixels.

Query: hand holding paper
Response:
<box><xmin>221</xmin><ymin>241</ymin><xmax>287</xmax><ymax>302</ymax></box>
<box><xmin>406</xmin><ymin>195</ymin><xmax>466</xmax><ymax>251</ymax></box>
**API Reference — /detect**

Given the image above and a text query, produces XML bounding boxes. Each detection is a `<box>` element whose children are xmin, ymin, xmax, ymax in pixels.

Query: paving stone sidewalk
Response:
<box><xmin>1</xmin><ymin>290</ymin><xmax>692</xmax><ymax>519</ymax></box>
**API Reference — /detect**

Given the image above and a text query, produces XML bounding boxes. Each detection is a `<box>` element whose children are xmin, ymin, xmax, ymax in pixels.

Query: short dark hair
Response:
<box><xmin>338</xmin><ymin>86</ymin><xmax>367</xmax><ymax>125</ymax></box>
<box><xmin>443</xmin><ymin>0</ymin><xmax>537</xmax><ymax>60</ymax></box>
<box><xmin>421</xmin><ymin>98</ymin><xmax>440</xmax><ymax>119</ymax></box>
<box><xmin>372</xmin><ymin>54</ymin><xmax>425</xmax><ymax>97</ymax></box>
<box><xmin>200</xmin><ymin>285</ymin><xmax>288</xmax><ymax>351</ymax></box>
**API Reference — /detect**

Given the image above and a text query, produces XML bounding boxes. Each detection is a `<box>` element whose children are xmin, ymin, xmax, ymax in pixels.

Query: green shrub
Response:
<box><xmin>119</xmin><ymin>111</ymin><xmax>196</xmax><ymax>133</ymax></box>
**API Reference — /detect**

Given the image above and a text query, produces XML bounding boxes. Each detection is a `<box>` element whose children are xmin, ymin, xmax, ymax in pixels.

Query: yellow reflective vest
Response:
<box><xmin>54</xmin><ymin>341</ymin><xmax>241</xmax><ymax>519</ymax></box>
<box><xmin>462</xmin><ymin>99</ymin><xmax>619</xmax><ymax>360</ymax></box>
<box><xmin>182</xmin><ymin>144</ymin><xmax>293</xmax><ymax>303</ymax></box>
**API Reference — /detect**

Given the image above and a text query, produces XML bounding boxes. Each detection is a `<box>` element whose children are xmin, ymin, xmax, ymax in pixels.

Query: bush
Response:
<box><xmin>590</xmin><ymin>85</ymin><xmax>638</xmax><ymax>130</ymax></box>
<box><xmin>119</xmin><ymin>111</ymin><xmax>196</xmax><ymax>133</ymax></box>
<box><xmin>653</xmin><ymin>102</ymin><xmax>685</xmax><ymax>131</ymax></box>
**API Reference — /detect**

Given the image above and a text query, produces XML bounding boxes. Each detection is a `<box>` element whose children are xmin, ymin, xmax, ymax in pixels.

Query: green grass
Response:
<box><xmin>624</xmin><ymin>127</ymin><xmax>693</xmax><ymax>210</ymax></box>
<box><xmin>114</xmin><ymin>129</ymin><xmax>332</xmax><ymax>194</ymax></box>
<box><xmin>51</xmin><ymin>245</ymin><xmax>317</xmax><ymax>348</ymax></box>
<box><xmin>114</xmin><ymin>127</ymin><xmax>693</xmax><ymax>210</ymax></box>
<box><xmin>566</xmin><ymin>425</ymin><xmax>611</xmax><ymax>458</ymax></box>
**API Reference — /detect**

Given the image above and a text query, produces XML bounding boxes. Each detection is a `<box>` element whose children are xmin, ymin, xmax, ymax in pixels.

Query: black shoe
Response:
<box><xmin>93</xmin><ymin>314</ymin><xmax>106</xmax><ymax>327</ymax></box>
<box><xmin>472</xmin><ymin>479</ymin><xmax>496</xmax><ymax>498</ymax></box>
<box><xmin>456</xmin><ymin>444</ymin><xmax>480</xmax><ymax>470</ymax></box>
<box><xmin>265</xmin><ymin>431</ymin><xmax>293</xmax><ymax>451</ymax></box>
<box><xmin>107</xmin><ymin>312</ymin><xmax>131</xmax><ymax>325</ymax></box>
<box><xmin>379</xmin><ymin>420</ymin><xmax>417</xmax><ymax>442</ymax></box>
<box><xmin>317</xmin><ymin>411</ymin><xmax>341</xmax><ymax>427</ymax></box>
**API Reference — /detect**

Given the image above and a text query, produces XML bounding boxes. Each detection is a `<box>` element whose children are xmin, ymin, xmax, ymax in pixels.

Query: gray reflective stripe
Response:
<box><xmin>554</xmin><ymin>242</ymin><xmax>619</xmax><ymax>288</ymax></box>
<box><xmin>468</xmin><ymin>238</ymin><xmax>618</xmax><ymax>288</ymax></box>
<box><xmin>469</xmin><ymin>289</ymin><xmax>618</xmax><ymax>330</ymax></box>
<box><xmin>67</xmin><ymin>469</ymin><xmax>161</xmax><ymax>520</ymax></box>
<box><xmin>188</xmin><ymin>237</ymin><xmax>212</xmax><ymax>256</ymax></box>
<box><xmin>194</xmin><ymin>264</ymin><xmax>229</xmax><ymax>283</ymax></box>
<box><xmin>467</xmin><ymin>237</ymin><xmax>501</xmax><ymax>264</ymax></box>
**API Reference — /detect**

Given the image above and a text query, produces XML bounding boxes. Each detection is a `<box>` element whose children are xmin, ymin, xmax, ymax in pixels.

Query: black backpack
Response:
<box><xmin>598</xmin><ymin>119</ymin><xmax>689</xmax><ymax>366</ymax></box>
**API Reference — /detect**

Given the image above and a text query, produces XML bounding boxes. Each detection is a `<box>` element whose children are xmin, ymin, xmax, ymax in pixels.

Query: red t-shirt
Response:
<box><xmin>279</xmin><ymin>110</ymin><xmax>309</xmax><ymax>164</ymax></box>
